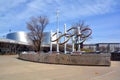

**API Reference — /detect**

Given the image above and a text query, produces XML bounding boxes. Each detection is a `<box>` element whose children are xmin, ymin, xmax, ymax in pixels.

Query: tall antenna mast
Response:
<box><xmin>56</xmin><ymin>9</ymin><xmax>60</xmax><ymax>53</ymax></box>
<box><xmin>56</xmin><ymin>9</ymin><xmax>60</xmax><ymax>29</ymax></box>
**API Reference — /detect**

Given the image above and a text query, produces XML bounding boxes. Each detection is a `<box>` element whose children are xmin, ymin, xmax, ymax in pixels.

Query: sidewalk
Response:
<box><xmin>0</xmin><ymin>55</ymin><xmax>120</xmax><ymax>80</ymax></box>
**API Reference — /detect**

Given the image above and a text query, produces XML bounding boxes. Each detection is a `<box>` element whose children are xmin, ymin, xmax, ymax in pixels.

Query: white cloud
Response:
<box><xmin>0</xmin><ymin>0</ymin><xmax>27</xmax><ymax>13</ymax></box>
<box><xmin>0</xmin><ymin>0</ymin><xmax>118</xmax><ymax>21</ymax></box>
<box><xmin>26</xmin><ymin>0</ymin><xmax>117</xmax><ymax>23</ymax></box>
<box><xmin>0</xmin><ymin>0</ymin><xmax>119</xmax><ymax>30</ymax></box>
<box><xmin>58</xmin><ymin>0</ymin><xmax>118</xmax><ymax>21</ymax></box>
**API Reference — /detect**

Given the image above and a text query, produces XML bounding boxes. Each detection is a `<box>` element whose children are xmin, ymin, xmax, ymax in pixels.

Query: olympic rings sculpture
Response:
<box><xmin>51</xmin><ymin>27</ymin><xmax>92</xmax><ymax>45</ymax></box>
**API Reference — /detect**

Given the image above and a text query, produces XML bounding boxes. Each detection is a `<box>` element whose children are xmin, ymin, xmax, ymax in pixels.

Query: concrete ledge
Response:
<box><xmin>19</xmin><ymin>53</ymin><xmax>111</xmax><ymax>66</ymax></box>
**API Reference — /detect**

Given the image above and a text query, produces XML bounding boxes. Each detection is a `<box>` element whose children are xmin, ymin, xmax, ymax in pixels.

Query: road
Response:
<box><xmin>0</xmin><ymin>55</ymin><xmax>120</xmax><ymax>80</ymax></box>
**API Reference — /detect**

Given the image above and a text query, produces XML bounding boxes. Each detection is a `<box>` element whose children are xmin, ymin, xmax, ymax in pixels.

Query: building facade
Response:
<box><xmin>84</xmin><ymin>43</ymin><xmax>120</xmax><ymax>53</ymax></box>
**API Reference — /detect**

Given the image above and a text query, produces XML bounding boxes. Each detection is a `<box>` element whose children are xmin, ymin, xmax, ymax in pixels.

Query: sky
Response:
<box><xmin>0</xmin><ymin>0</ymin><xmax>120</xmax><ymax>44</ymax></box>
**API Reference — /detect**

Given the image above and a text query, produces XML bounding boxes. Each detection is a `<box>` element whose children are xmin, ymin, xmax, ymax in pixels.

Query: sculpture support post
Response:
<box><xmin>72</xmin><ymin>29</ymin><xmax>75</xmax><ymax>53</ymax></box>
<box><xmin>78</xmin><ymin>27</ymin><xmax>81</xmax><ymax>52</ymax></box>
<box><xmin>56</xmin><ymin>9</ymin><xmax>60</xmax><ymax>54</ymax></box>
<box><xmin>64</xmin><ymin>24</ymin><xmax>67</xmax><ymax>54</ymax></box>
<box><xmin>50</xmin><ymin>30</ymin><xmax>52</xmax><ymax>53</ymax></box>
<box><xmin>57</xmin><ymin>28</ymin><xmax>59</xmax><ymax>53</ymax></box>
<box><xmin>72</xmin><ymin>36</ymin><xmax>75</xmax><ymax>53</ymax></box>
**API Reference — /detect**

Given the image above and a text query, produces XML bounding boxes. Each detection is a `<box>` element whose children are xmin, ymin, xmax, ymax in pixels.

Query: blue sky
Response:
<box><xmin>0</xmin><ymin>0</ymin><xmax>120</xmax><ymax>43</ymax></box>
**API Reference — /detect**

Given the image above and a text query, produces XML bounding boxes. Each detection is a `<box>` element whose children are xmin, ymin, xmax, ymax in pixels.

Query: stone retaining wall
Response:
<box><xmin>19</xmin><ymin>53</ymin><xmax>111</xmax><ymax>66</ymax></box>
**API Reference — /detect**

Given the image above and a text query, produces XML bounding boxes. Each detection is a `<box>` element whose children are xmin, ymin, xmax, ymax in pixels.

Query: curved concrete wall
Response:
<box><xmin>19</xmin><ymin>53</ymin><xmax>111</xmax><ymax>66</ymax></box>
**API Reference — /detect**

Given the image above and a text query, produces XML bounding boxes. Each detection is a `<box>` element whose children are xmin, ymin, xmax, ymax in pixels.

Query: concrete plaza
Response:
<box><xmin>0</xmin><ymin>55</ymin><xmax>120</xmax><ymax>80</ymax></box>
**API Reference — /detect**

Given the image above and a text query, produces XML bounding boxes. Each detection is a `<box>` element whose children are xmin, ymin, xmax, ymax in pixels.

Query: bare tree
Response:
<box><xmin>27</xmin><ymin>16</ymin><xmax>49</xmax><ymax>52</ymax></box>
<box><xmin>72</xmin><ymin>21</ymin><xmax>92</xmax><ymax>50</ymax></box>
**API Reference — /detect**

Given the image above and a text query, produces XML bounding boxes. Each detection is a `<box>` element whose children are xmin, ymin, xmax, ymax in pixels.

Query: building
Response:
<box><xmin>0</xmin><ymin>31</ymin><xmax>120</xmax><ymax>54</ymax></box>
<box><xmin>0</xmin><ymin>31</ymin><xmax>33</xmax><ymax>54</ymax></box>
<box><xmin>0</xmin><ymin>38</ymin><xmax>32</xmax><ymax>54</ymax></box>
<box><xmin>0</xmin><ymin>31</ymin><xmax>57</xmax><ymax>54</ymax></box>
<box><xmin>6</xmin><ymin>31</ymin><xmax>32</xmax><ymax>44</ymax></box>
<box><xmin>84</xmin><ymin>43</ymin><xmax>120</xmax><ymax>53</ymax></box>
